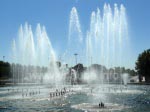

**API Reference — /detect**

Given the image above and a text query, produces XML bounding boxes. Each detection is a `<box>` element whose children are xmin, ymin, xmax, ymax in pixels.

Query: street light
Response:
<box><xmin>3</xmin><ymin>56</ymin><xmax>5</xmax><ymax>62</ymax></box>
<box><xmin>74</xmin><ymin>53</ymin><xmax>78</xmax><ymax>65</ymax></box>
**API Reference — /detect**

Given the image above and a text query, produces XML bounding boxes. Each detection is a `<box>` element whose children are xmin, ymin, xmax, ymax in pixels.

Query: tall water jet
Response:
<box><xmin>68</xmin><ymin>7</ymin><xmax>83</xmax><ymax>65</ymax></box>
<box><xmin>12</xmin><ymin>39</ymin><xmax>17</xmax><ymax>63</ymax></box>
<box><xmin>86</xmin><ymin>4</ymin><xmax>128</xmax><ymax>67</ymax></box>
<box><xmin>11</xmin><ymin>23</ymin><xmax>63</xmax><ymax>84</ymax></box>
<box><xmin>85</xmin><ymin>3</ymin><xmax>129</xmax><ymax>84</ymax></box>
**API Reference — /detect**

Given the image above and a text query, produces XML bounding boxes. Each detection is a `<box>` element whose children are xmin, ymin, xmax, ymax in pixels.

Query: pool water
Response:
<box><xmin>0</xmin><ymin>84</ymin><xmax>150</xmax><ymax>112</ymax></box>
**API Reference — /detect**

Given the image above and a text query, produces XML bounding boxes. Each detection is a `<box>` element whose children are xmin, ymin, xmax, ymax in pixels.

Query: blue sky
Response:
<box><xmin>0</xmin><ymin>0</ymin><xmax>150</xmax><ymax>69</ymax></box>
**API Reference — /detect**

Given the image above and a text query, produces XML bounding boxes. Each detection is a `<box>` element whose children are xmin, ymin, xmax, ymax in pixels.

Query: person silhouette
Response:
<box><xmin>99</xmin><ymin>103</ymin><xmax>101</xmax><ymax>108</ymax></box>
<box><xmin>101</xmin><ymin>102</ymin><xmax>104</xmax><ymax>108</ymax></box>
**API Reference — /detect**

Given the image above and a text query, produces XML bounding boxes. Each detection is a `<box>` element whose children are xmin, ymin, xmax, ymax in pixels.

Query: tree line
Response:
<box><xmin>1</xmin><ymin>48</ymin><xmax>150</xmax><ymax>84</ymax></box>
<box><xmin>136</xmin><ymin>49</ymin><xmax>150</xmax><ymax>83</ymax></box>
<box><xmin>0</xmin><ymin>61</ymin><xmax>11</xmax><ymax>79</ymax></box>
<box><xmin>0</xmin><ymin>61</ymin><xmax>47</xmax><ymax>82</ymax></box>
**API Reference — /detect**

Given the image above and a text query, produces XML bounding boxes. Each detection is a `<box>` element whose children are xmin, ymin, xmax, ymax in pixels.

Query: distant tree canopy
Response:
<box><xmin>0</xmin><ymin>61</ymin><xmax>11</xmax><ymax>79</ymax></box>
<box><xmin>90</xmin><ymin>64</ymin><xmax>136</xmax><ymax>76</ymax></box>
<box><xmin>136</xmin><ymin>49</ymin><xmax>150</xmax><ymax>82</ymax></box>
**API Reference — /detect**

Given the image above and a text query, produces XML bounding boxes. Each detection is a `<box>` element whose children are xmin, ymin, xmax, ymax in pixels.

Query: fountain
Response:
<box><xmin>11</xmin><ymin>23</ymin><xmax>63</xmax><ymax>84</ymax></box>
<box><xmin>1</xmin><ymin>3</ymin><xmax>149</xmax><ymax>112</ymax></box>
<box><xmin>10</xmin><ymin>3</ymin><xmax>129</xmax><ymax>86</ymax></box>
<box><xmin>66</xmin><ymin>4</ymin><xmax>131</xmax><ymax>111</ymax></box>
<box><xmin>122</xmin><ymin>73</ymin><xmax>129</xmax><ymax>85</ymax></box>
<box><xmin>84</xmin><ymin>4</ymin><xmax>129</xmax><ymax>84</ymax></box>
<box><xmin>67</xmin><ymin>7</ymin><xmax>84</xmax><ymax>66</ymax></box>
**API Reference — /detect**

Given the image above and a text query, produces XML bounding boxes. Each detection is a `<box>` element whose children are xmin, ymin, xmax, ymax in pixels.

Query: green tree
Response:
<box><xmin>135</xmin><ymin>49</ymin><xmax>150</xmax><ymax>82</ymax></box>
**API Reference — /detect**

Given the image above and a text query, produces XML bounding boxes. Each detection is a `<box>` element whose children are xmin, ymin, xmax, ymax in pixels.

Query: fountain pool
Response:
<box><xmin>0</xmin><ymin>84</ymin><xmax>150</xmax><ymax>112</ymax></box>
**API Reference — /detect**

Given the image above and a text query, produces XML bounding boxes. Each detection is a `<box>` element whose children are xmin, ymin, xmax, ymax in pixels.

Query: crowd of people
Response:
<box><xmin>49</xmin><ymin>87</ymin><xmax>73</xmax><ymax>99</ymax></box>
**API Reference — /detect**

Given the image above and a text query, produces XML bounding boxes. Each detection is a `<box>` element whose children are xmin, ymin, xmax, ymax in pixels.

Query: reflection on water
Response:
<box><xmin>0</xmin><ymin>84</ymin><xmax>150</xmax><ymax>112</ymax></box>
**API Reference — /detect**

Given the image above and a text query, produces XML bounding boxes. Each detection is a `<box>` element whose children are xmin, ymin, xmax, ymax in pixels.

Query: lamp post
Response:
<box><xmin>3</xmin><ymin>56</ymin><xmax>5</xmax><ymax>62</ymax></box>
<box><xmin>74</xmin><ymin>53</ymin><xmax>78</xmax><ymax>65</ymax></box>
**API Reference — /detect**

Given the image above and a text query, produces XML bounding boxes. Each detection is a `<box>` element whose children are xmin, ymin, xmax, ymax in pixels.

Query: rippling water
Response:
<box><xmin>0</xmin><ymin>84</ymin><xmax>150</xmax><ymax>112</ymax></box>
